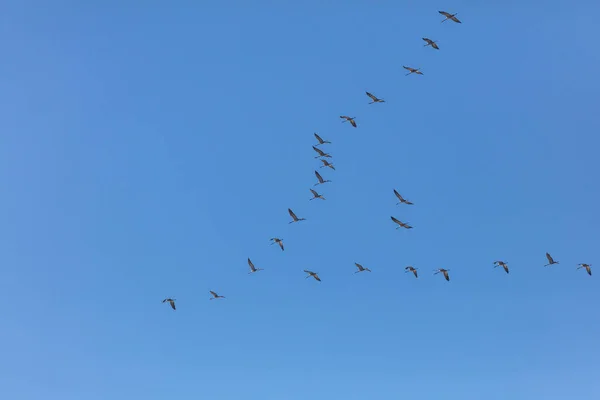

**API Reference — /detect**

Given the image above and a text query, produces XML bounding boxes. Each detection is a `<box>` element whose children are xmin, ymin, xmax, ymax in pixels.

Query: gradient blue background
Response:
<box><xmin>1</xmin><ymin>1</ymin><xmax>599</xmax><ymax>399</ymax></box>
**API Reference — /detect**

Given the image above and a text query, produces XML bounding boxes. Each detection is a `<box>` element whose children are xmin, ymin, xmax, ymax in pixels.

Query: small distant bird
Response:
<box><xmin>247</xmin><ymin>258</ymin><xmax>264</xmax><ymax>274</ymax></box>
<box><xmin>434</xmin><ymin>268</ymin><xmax>450</xmax><ymax>281</ymax></box>
<box><xmin>577</xmin><ymin>263</ymin><xmax>592</xmax><ymax>276</ymax></box>
<box><xmin>209</xmin><ymin>290</ymin><xmax>225</xmax><ymax>300</ymax></box>
<box><xmin>304</xmin><ymin>269</ymin><xmax>321</xmax><ymax>281</ymax></box>
<box><xmin>288</xmin><ymin>208</ymin><xmax>306</xmax><ymax>224</ymax></box>
<box><xmin>405</xmin><ymin>266</ymin><xmax>418</xmax><ymax>278</ymax></box>
<box><xmin>544</xmin><ymin>252</ymin><xmax>559</xmax><ymax>266</ymax></box>
<box><xmin>320</xmin><ymin>159</ymin><xmax>336</xmax><ymax>170</ymax></box>
<box><xmin>403</xmin><ymin>66</ymin><xmax>423</xmax><ymax>76</ymax></box>
<box><xmin>493</xmin><ymin>260</ymin><xmax>509</xmax><ymax>274</ymax></box>
<box><xmin>391</xmin><ymin>216</ymin><xmax>413</xmax><ymax>229</ymax></box>
<box><xmin>162</xmin><ymin>298</ymin><xmax>176</xmax><ymax>310</ymax></box>
<box><xmin>394</xmin><ymin>189</ymin><xmax>414</xmax><ymax>205</ymax></box>
<box><xmin>314</xmin><ymin>133</ymin><xmax>331</xmax><ymax>146</ymax></box>
<box><xmin>312</xmin><ymin>146</ymin><xmax>332</xmax><ymax>159</ymax></box>
<box><xmin>422</xmin><ymin>37</ymin><xmax>439</xmax><ymax>49</ymax></box>
<box><xmin>314</xmin><ymin>170</ymin><xmax>331</xmax><ymax>186</ymax></box>
<box><xmin>354</xmin><ymin>263</ymin><xmax>372</xmax><ymax>273</ymax></box>
<box><xmin>366</xmin><ymin>91</ymin><xmax>385</xmax><ymax>104</ymax></box>
<box><xmin>340</xmin><ymin>116</ymin><xmax>357</xmax><ymax>127</ymax></box>
<box><xmin>270</xmin><ymin>237</ymin><xmax>284</xmax><ymax>251</ymax></box>
<box><xmin>309</xmin><ymin>188</ymin><xmax>325</xmax><ymax>201</ymax></box>
<box><xmin>439</xmin><ymin>11</ymin><xmax>461</xmax><ymax>23</ymax></box>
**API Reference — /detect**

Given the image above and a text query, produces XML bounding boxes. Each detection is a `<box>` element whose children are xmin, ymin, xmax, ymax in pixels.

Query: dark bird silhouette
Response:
<box><xmin>304</xmin><ymin>270</ymin><xmax>321</xmax><ymax>282</ymax></box>
<box><xmin>544</xmin><ymin>252</ymin><xmax>559</xmax><ymax>266</ymax></box>
<box><xmin>391</xmin><ymin>216</ymin><xmax>413</xmax><ymax>229</ymax></box>
<box><xmin>320</xmin><ymin>159</ymin><xmax>336</xmax><ymax>170</ymax></box>
<box><xmin>270</xmin><ymin>237</ymin><xmax>284</xmax><ymax>251</ymax></box>
<box><xmin>340</xmin><ymin>116</ymin><xmax>357</xmax><ymax>127</ymax></box>
<box><xmin>422</xmin><ymin>37</ymin><xmax>439</xmax><ymax>49</ymax></box>
<box><xmin>366</xmin><ymin>91</ymin><xmax>385</xmax><ymax>104</ymax></box>
<box><xmin>493</xmin><ymin>260</ymin><xmax>509</xmax><ymax>274</ymax></box>
<box><xmin>288</xmin><ymin>208</ymin><xmax>306</xmax><ymax>224</ymax></box>
<box><xmin>434</xmin><ymin>268</ymin><xmax>450</xmax><ymax>281</ymax></box>
<box><xmin>394</xmin><ymin>189</ymin><xmax>414</xmax><ymax>205</ymax></box>
<box><xmin>577</xmin><ymin>263</ymin><xmax>592</xmax><ymax>276</ymax></box>
<box><xmin>354</xmin><ymin>263</ymin><xmax>371</xmax><ymax>273</ymax></box>
<box><xmin>209</xmin><ymin>290</ymin><xmax>225</xmax><ymax>300</ymax></box>
<box><xmin>439</xmin><ymin>11</ymin><xmax>461</xmax><ymax>23</ymax></box>
<box><xmin>312</xmin><ymin>146</ymin><xmax>332</xmax><ymax>159</ymax></box>
<box><xmin>314</xmin><ymin>170</ymin><xmax>331</xmax><ymax>186</ymax></box>
<box><xmin>309</xmin><ymin>188</ymin><xmax>325</xmax><ymax>201</ymax></box>
<box><xmin>405</xmin><ymin>266</ymin><xmax>418</xmax><ymax>278</ymax></box>
<box><xmin>162</xmin><ymin>298</ymin><xmax>176</xmax><ymax>310</ymax></box>
<box><xmin>314</xmin><ymin>133</ymin><xmax>331</xmax><ymax>146</ymax></box>
<box><xmin>247</xmin><ymin>258</ymin><xmax>264</xmax><ymax>274</ymax></box>
<box><xmin>403</xmin><ymin>66</ymin><xmax>423</xmax><ymax>76</ymax></box>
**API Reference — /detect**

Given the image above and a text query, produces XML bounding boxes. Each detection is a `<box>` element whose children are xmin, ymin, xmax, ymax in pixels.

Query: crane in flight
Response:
<box><xmin>309</xmin><ymin>189</ymin><xmax>325</xmax><ymax>201</ymax></box>
<box><xmin>270</xmin><ymin>237</ymin><xmax>284</xmax><ymax>251</ymax></box>
<box><xmin>544</xmin><ymin>252</ymin><xmax>559</xmax><ymax>267</ymax></box>
<box><xmin>434</xmin><ymin>268</ymin><xmax>450</xmax><ymax>281</ymax></box>
<box><xmin>304</xmin><ymin>270</ymin><xmax>321</xmax><ymax>282</ymax></box>
<box><xmin>354</xmin><ymin>263</ymin><xmax>372</xmax><ymax>273</ymax></box>
<box><xmin>394</xmin><ymin>189</ymin><xmax>413</xmax><ymax>205</ymax></box>
<box><xmin>577</xmin><ymin>263</ymin><xmax>592</xmax><ymax>276</ymax></box>
<box><xmin>493</xmin><ymin>261</ymin><xmax>509</xmax><ymax>274</ymax></box>
<box><xmin>209</xmin><ymin>291</ymin><xmax>226</xmax><ymax>300</ymax></box>
<box><xmin>162</xmin><ymin>298</ymin><xmax>176</xmax><ymax>310</ymax></box>
<box><xmin>403</xmin><ymin>66</ymin><xmax>423</xmax><ymax>76</ymax></box>
<box><xmin>391</xmin><ymin>216</ymin><xmax>413</xmax><ymax>229</ymax></box>
<box><xmin>247</xmin><ymin>258</ymin><xmax>264</xmax><ymax>274</ymax></box>
<box><xmin>365</xmin><ymin>91</ymin><xmax>385</xmax><ymax>104</ymax></box>
<box><xmin>288</xmin><ymin>208</ymin><xmax>306</xmax><ymax>224</ymax></box>
<box><xmin>422</xmin><ymin>38</ymin><xmax>439</xmax><ymax>49</ymax></box>
<box><xmin>439</xmin><ymin>11</ymin><xmax>461</xmax><ymax>23</ymax></box>
<box><xmin>340</xmin><ymin>115</ymin><xmax>357</xmax><ymax>127</ymax></box>
<box><xmin>405</xmin><ymin>266</ymin><xmax>418</xmax><ymax>278</ymax></box>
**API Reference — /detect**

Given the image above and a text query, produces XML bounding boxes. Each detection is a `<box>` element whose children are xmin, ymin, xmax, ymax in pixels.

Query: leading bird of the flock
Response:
<box><xmin>309</xmin><ymin>188</ymin><xmax>325</xmax><ymax>201</ymax></box>
<box><xmin>162</xmin><ymin>298</ymin><xmax>176</xmax><ymax>310</ymax></box>
<box><xmin>493</xmin><ymin>260</ymin><xmax>509</xmax><ymax>274</ymax></box>
<box><xmin>394</xmin><ymin>189</ymin><xmax>414</xmax><ymax>205</ymax></box>
<box><xmin>270</xmin><ymin>237</ymin><xmax>284</xmax><ymax>251</ymax></box>
<box><xmin>434</xmin><ymin>268</ymin><xmax>451</xmax><ymax>281</ymax></box>
<box><xmin>365</xmin><ymin>91</ymin><xmax>385</xmax><ymax>104</ymax></box>
<box><xmin>403</xmin><ymin>66</ymin><xmax>423</xmax><ymax>76</ymax></box>
<box><xmin>314</xmin><ymin>133</ymin><xmax>331</xmax><ymax>146</ymax></box>
<box><xmin>340</xmin><ymin>115</ymin><xmax>357</xmax><ymax>127</ymax></box>
<box><xmin>312</xmin><ymin>146</ymin><xmax>332</xmax><ymax>159</ymax></box>
<box><xmin>439</xmin><ymin>10</ymin><xmax>461</xmax><ymax>23</ymax></box>
<box><xmin>320</xmin><ymin>159</ymin><xmax>335</xmax><ymax>170</ymax></box>
<box><xmin>405</xmin><ymin>266</ymin><xmax>418</xmax><ymax>278</ymax></box>
<box><xmin>288</xmin><ymin>208</ymin><xmax>306</xmax><ymax>224</ymax></box>
<box><xmin>354</xmin><ymin>263</ymin><xmax>371</xmax><ymax>273</ymax></box>
<box><xmin>304</xmin><ymin>270</ymin><xmax>322</xmax><ymax>282</ymax></box>
<box><xmin>544</xmin><ymin>252</ymin><xmax>559</xmax><ymax>267</ymax></box>
<box><xmin>247</xmin><ymin>258</ymin><xmax>264</xmax><ymax>274</ymax></box>
<box><xmin>422</xmin><ymin>37</ymin><xmax>439</xmax><ymax>50</ymax></box>
<box><xmin>209</xmin><ymin>290</ymin><xmax>226</xmax><ymax>300</ymax></box>
<box><xmin>577</xmin><ymin>263</ymin><xmax>592</xmax><ymax>276</ymax></box>
<box><xmin>314</xmin><ymin>170</ymin><xmax>331</xmax><ymax>186</ymax></box>
<box><xmin>391</xmin><ymin>216</ymin><xmax>413</xmax><ymax>229</ymax></box>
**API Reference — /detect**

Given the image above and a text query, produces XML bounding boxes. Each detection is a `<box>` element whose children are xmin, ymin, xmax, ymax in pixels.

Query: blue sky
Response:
<box><xmin>1</xmin><ymin>1</ymin><xmax>599</xmax><ymax>399</ymax></box>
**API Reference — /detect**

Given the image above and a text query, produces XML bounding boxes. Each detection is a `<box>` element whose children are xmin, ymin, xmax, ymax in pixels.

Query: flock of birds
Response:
<box><xmin>161</xmin><ymin>10</ymin><xmax>592</xmax><ymax>311</ymax></box>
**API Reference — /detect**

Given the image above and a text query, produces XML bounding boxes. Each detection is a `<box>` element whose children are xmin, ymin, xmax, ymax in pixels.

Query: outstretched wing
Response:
<box><xmin>394</xmin><ymin>189</ymin><xmax>404</xmax><ymax>202</ymax></box>
<box><xmin>366</xmin><ymin>91</ymin><xmax>377</xmax><ymax>101</ymax></box>
<box><xmin>313</xmin><ymin>146</ymin><xmax>325</xmax><ymax>156</ymax></box>
<box><xmin>314</xmin><ymin>274</ymin><xmax>321</xmax><ymax>282</ymax></box>
<box><xmin>248</xmin><ymin>258</ymin><xmax>255</xmax><ymax>270</ymax></box>
<box><xmin>310</xmin><ymin>189</ymin><xmax>318</xmax><ymax>196</ymax></box>
<box><xmin>315</xmin><ymin>170</ymin><xmax>324</xmax><ymax>182</ymax></box>
<box><xmin>355</xmin><ymin>263</ymin><xmax>363</xmax><ymax>271</ymax></box>
<box><xmin>169</xmin><ymin>300</ymin><xmax>176</xmax><ymax>310</ymax></box>
<box><xmin>288</xmin><ymin>208</ymin><xmax>298</xmax><ymax>219</ymax></box>
<box><xmin>304</xmin><ymin>269</ymin><xmax>314</xmax><ymax>275</ymax></box>
<box><xmin>314</xmin><ymin>133</ymin><xmax>324</xmax><ymax>143</ymax></box>
<box><xmin>422</xmin><ymin>38</ymin><xmax>433</xmax><ymax>45</ymax></box>
<box><xmin>443</xmin><ymin>271</ymin><xmax>450</xmax><ymax>281</ymax></box>
<box><xmin>413</xmin><ymin>269</ymin><xmax>418</xmax><ymax>278</ymax></box>
<box><xmin>439</xmin><ymin>10</ymin><xmax>452</xmax><ymax>17</ymax></box>
<box><xmin>546</xmin><ymin>252</ymin><xmax>554</xmax><ymax>263</ymax></box>
<box><xmin>210</xmin><ymin>290</ymin><xmax>218</xmax><ymax>297</ymax></box>
<box><xmin>391</xmin><ymin>216</ymin><xmax>402</xmax><ymax>225</ymax></box>
<box><xmin>278</xmin><ymin>241</ymin><xmax>284</xmax><ymax>251</ymax></box>
<box><xmin>350</xmin><ymin>119</ymin><xmax>357</xmax><ymax>128</ymax></box>
<box><xmin>431</xmin><ymin>42</ymin><xmax>440</xmax><ymax>49</ymax></box>
<box><xmin>403</xmin><ymin>66</ymin><xmax>412</xmax><ymax>71</ymax></box>
<box><xmin>451</xmin><ymin>16</ymin><xmax>461</xmax><ymax>23</ymax></box>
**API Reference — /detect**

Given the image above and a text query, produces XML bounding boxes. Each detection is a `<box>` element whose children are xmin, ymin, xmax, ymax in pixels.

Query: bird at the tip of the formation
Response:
<box><xmin>422</xmin><ymin>37</ymin><xmax>439</xmax><ymax>50</ymax></box>
<box><xmin>314</xmin><ymin>133</ymin><xmax>331</xmax><ymax>146</ymax></box>
<box><xmin>439</xmin><ymin>10</ymin><xmax>461</xmax><ymax>23</ymax></box>
<box><xmin>314</xmin><ymin>170</ymin><xmax>331</xmax><ymax>186</ymax></box>
<box><xmin>577</xmin><ymin>263</ymin><xmax>592</xmax><ymax>276</ymax></box>
<box><xmin>162</xmin><ymin>298</ymin><xmax>176</xmax><ymax>310</ymax></box>
<box><xmin>434</xmin><ymin>268</ymin><xmax>450</xmax><ymax>281</ymax></box>
<box><xmin>209</xmin><ymin>290</ymin><xmax>225</xmax><ymax>300</ymax></box>
<box><xmin>394</xmin><ymin>189</ymin><xmax>414</xmax><ymax>205</ymax></box>
<box><xmin>366</xmin><ymin>91</ymin><xmax>385</xmax><ymax>104</ymax></box>
<box><xmin>312</xmin><ymin>145</ymin><xmax>332</xmax><ymax>159</ymax></box>
<box><xmin>405</xmin><ymin>266</ymin><xmax>418</xmax><ymax>278</ymax></box>
<box><xmin>493</xmin><ymin>260</ymin><xmax>509</xmax><ymax>274</ymax></box>
<box><xmin>544</xmin><ymin>252</ymin><xmax>559</xmax><ymax>267</ymax></box>
<box><xmin>309</xmin><ymin>188</ymin><xmax>325</xmax><ymax>201</ymax></box>
<box><xmin>354</xmin><ymin>263</ymin><xmax>371</xmax><ymax>273</ymax></box>
<box><xmin>247</xmin><ymin>258</ymin><xmax>264</xmax><ymax>274</ymax></box>
<box><xmin>304</xmin><ymin>269</ymin><xmax>321</xmax><ymax>281</ymax></box>
<box><xmin>320</xmin><ymin>159</ymin><xmax>335</xmax><ymax>170</ymax></box>
<box><xmin>340</xmin><ymin>115</ymin><xmax>357</xmax><ymax>127</ymax></box>
<box><xmin>270</xmin><ymin>237</ymin><xmax>284</xmax><ymax>251</ymax></box>
<box><xmin>288</xmin><ymin>208</ymin><xmax>306</xmax><ymax>224</ymax></box>
<box><xmin>403</xmin><ymin>66</ymin><xmax>423</xmax><ymax>76</ymax></box>
<box><xmin>391</xmin><ymin>216</ymin><xmax>413</xmax><ymax>229</ymax></box>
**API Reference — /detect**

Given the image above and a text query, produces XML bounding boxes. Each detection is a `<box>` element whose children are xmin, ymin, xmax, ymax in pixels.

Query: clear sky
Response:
<box><xmin>1</xmin><ymin>1</ymin><xmax>599</xmax><ymax>399</ymax></box>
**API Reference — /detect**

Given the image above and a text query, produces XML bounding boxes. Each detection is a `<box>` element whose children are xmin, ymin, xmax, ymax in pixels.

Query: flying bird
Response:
<box><xmin>403</xmin><ymin>66</ymin><xmax>423</xmax><ymax>76</ymax></box>
<box><xmin>544</xmin><ymin>252</ymin><xmax>559</xmax><ymax>267</ymax></box>
<box><xmin>354</xmin><ymin>263</ymin><xmax>372</xmax><ymax>273</ymax></box>
<box><xmin>340</xmin><ymin>116</ymin><xmax>357</xmax><ymax>127</ymax></box>
<box><xmin>247</xmin><ymin>258</ymin><xmax>264</xmax><ymax>274</ymax></box>
<box><xmin>209</xmin><ymin>291</ymin><xmax>225</xmax><ymax>300</ymax></box>
<box><xmin>304</xmin><ymin>270</ymin><xmax>321</xmax><ymax>281</ymax></box>
<box><xmin>312</xmin><ymin>146</ymin><xmax>332</xmax><ymax>159</ymax></box>
<box><xmin>320</xmin><ymin>159</ymin><xmax>336</xmax><ymax>170</ymax></box>
<box><xmin>405</xmin><ymin>266</ymin><xmax>418</xmax><ymax>278</ymax></box>
<box><xmin>391</xmin><ymin>216</ymin><xmax>413</xmax><ymax>229</ymax></box>
<box><xmin>162</xmin><ymin>298</ymin><xmax>176</xmax><ymax>310</ymax></box>
<box><xmin>314</xmin><ymin>133</ymin><xmax>331</xmax><ymax>146</ymax></box>
<box><xmin>422</xmin><ymin>37</ymin><xmax>439</xmax><ymax>49</ymax></box>
<box><xmin>270</xmin><ymin>237</ymin><xmax>284</xmax><ymax>251</ymax></box>
<box><xmin>288</xmin><ymin>208</ymin><xmax>306</xmax><ymax>224</ymax></box>
<box><xmin>493</xmin><ymin>261</ymin><xmax>509</xmax><ymax>274</ymax></box>
<box><xmin>434</xmin><ymin>268</ymin><xmax>450</xmax><ymax>281</ymax></box>
<box><xmin>439</xmin><ymin>11</ymin><xmax>461</xmax><ymax>23</ymax></box>
<box><xmin>309</xmin><ymin>188</ymin><xmax>325</xmax><ymax>201</ymax></box>
<box><xmin>366</xmin><ymin>91</ymin><xmax>385</xmax><ymax>104</ymax></box>
<box><xmin>394</xmin><ymin>189</ymin><xmax>414</xmax><ymax>205</ymax></box>
<box><xmin>577</xmin><ymin>263</ymin><xmax>592</xmax><ymax>276</ymax></box>
<box><xmin>314</xmin><ymin>170</ymin><xmax>331</xmax><ymax>186</ymax></box>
